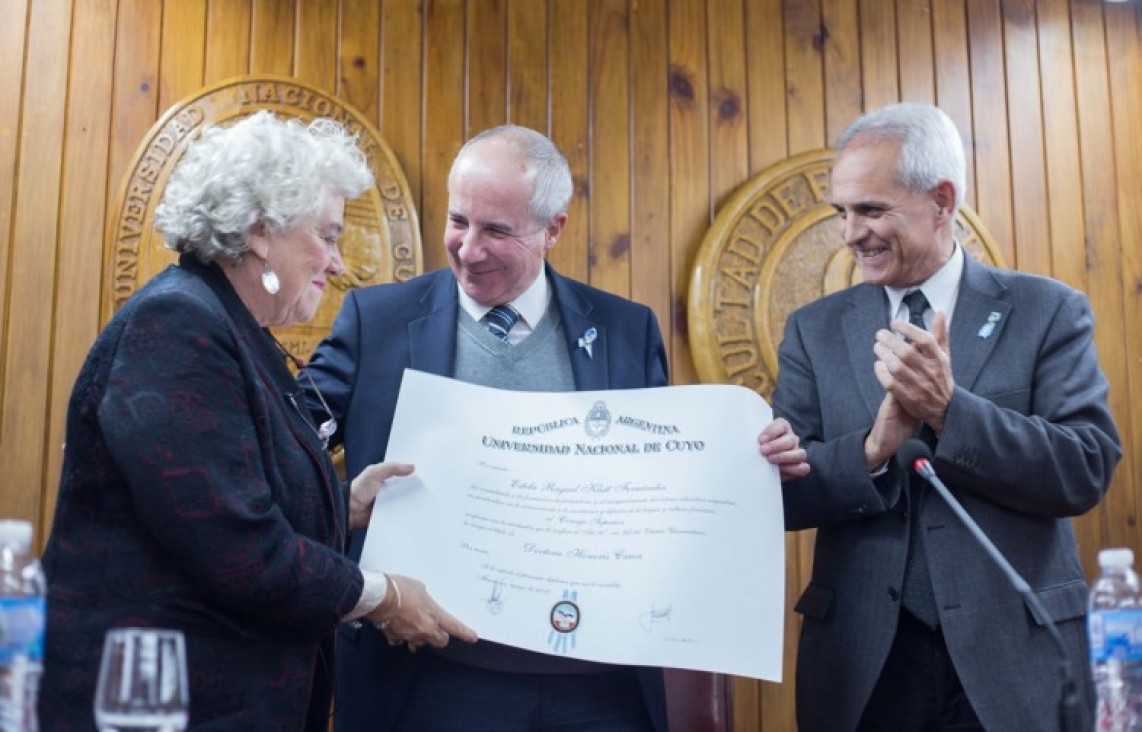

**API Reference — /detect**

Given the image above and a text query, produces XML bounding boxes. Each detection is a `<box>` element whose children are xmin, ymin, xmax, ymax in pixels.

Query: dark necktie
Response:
<box><xmin>903</xmin><ymin>289</ymin><xmax>929</xmax><ymax>330</ymax></box>
<box><xmin>899</xmin><ymin>289</ymin><xmax>940</xmax><ymax>627</ymax></box>
<box><xmin>485</xmin><ymin>303</ymin><xmax>520</xmax><ymax>342</ymax></box>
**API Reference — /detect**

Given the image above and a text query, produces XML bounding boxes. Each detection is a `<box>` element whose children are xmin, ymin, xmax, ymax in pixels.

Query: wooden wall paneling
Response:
<box><xmin>250</xmin><ymin>0</ymin><xmax>295</xmax><ymax>76</ymax></box>
<box><xmin>340</xmin><ymin>0</ymin><xmax>382</xmax><ymax>127</ymax></box>
<box><xmin>931</xmin><ymin>0</ymin><xmax>976</xmax><ymax>210</ymax></box>
<box><xmin>295</xmin><ymin>0</ymin><xmax>339</xmax><ymax>91</ymax></box>
<box><xmin>1072</xmin><ymin>1</ymin><xmax>1135</xmax><ymax>555</ymax></box>
<box><xmin>44</xmin><ymin>0</ymin><xmax>118</xmax><ymax>538</ymax></box>
<box><xmin>588</xmin><ymin>0</ymin><xmax>631</xmax><ymax>297</ymax></box>
<box><xmin>821</xmin><ymin>0</ymin><xmax>862</xmax><ymax>140</ymax></box>
<box><xmin>783</xmin><ymin>0</ymin><xmax>826</xmax><ymax>152</ymax></box>
<box><xmin>204</xmin><ymin>0</ymin><xmax>252</xmax><ymax>84</ymax></box>
<box><xmin>1036</xmin><ymin>0</ymin><xmax>1102</xmax><ymax>570</ymax></box>
<box><xmin>666</xmin><ymin>0</ymin><xmax>708</xmax><ymax>385</ymax></box>
<box><xmin>965</xmin><ymin>0</ymin><xmax>1015</xmax><ymax>266</ymax></box>
<box><xmin>744</xmin><ymin>0</ymin><xmax>788</xmax><ymax>175</ymax></box>
<box><xmin>1</xmin><ymin>0</ymin><xmax>72</xmax><ymax>533</ymax></box>
<box><xmin>465</xmin><ymin>0</ymin><xmax>507</xmax><ymax>137</ymax></box>
<box><xmin>422</xmin><ymin>0</ymin><xmax>467</xmax><ymax>272</ymax></box>
<box><xmin>707</xmin><ymin>0</ymin><xmax>749</xmax><ymax>213</ymax></box>
<box><xmin>896</xmin><ymin>0</ymin><xmax>935</xmax><ymax>103</ymax></box>
<box><xmin>0</xmin><ymin>0</ymin><xmax>30</xmax><ymax>419</ymax></box>
<box><xmin>548</xmin><ymin>0</ymin><xmax>590</xmax><ymax>282</ymax></box>
<box><xmin>104</xmin><ymin>0</ymin><xmax>162</xmax><ymax>249</ymax></box>
<box><xmin>158</xmin><ymin>0</ymin><xmax>206</xmax><ymax>111</ymax></box>
<box><xmin>1036</xmin><ymin>0</ymin><xmax>1085</xmax><ymax>290</ymax></box>
<box><xmin>507</xmin><ymin>0</ymin><xmax>548</xmax><ymax>132</ymax></box>
<box><xmin>629</xmin><ymin>0</ymin><xmax>672</xmax><ymax>338</ymax></box>
<box><xmin>1105</xmin><ymin>2</ymin><xmax>1142</xmax><ymax>557</ymax></box>
<box><xmin>379</xmin><ymin>0</ymin><xmax>424</xmax><ymax>228</ymax></box>
<box><xmin>859</xmin><ymin>0</ymin><xmax>900</xmax><ymax>110</ymax></box>
<box><xmin>1001</xmin><ymin>0</ymin><xmax>1050</xmax><ymax>277</ymax></box>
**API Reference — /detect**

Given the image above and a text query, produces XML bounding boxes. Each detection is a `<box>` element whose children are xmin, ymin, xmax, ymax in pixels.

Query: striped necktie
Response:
<box><xmin>485</xmin><ymin>303</ymin><xmax>521</xmax><ymax>342</ymax></box>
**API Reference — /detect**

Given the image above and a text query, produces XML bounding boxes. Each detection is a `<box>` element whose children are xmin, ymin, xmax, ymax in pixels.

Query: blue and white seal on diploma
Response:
<box><xmin>548</xmin><ymin>589</ymin><xmax>581</xmax><ymax>654</ymax></box>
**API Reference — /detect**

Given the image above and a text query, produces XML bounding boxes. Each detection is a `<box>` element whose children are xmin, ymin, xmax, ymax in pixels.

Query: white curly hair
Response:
<box><xmin>154</xmin><ymin>110</ymin><xmax>374</xmax><ymax>263</ymax></box>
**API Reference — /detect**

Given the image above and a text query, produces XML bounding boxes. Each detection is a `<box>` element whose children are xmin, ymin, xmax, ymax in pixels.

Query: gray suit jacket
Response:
<box><xmin>774</xmin><ymin>254</ymin><xmax>1121</xmax><ymax>732</ymax></box>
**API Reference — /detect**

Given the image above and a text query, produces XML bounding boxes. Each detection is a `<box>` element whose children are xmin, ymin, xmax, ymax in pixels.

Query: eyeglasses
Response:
<box><xmin>296</xmin><ymin>367</ymin><xmax>338</xmax><ymax>449</ymax></box>
<box><xmin>271</xmin><ymin>334</ymin><xmax>338</xmax><ymax>449</ymax></box>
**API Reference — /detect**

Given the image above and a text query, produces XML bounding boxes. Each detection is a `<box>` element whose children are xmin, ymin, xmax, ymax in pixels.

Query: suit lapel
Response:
<box><xmin>549</xmin><ymin>268</ymin><xmax>608</xmax><ymax>391</ymax></box>
<box><xmin>407</xmin><ymin>267</ymin><xmax>611</xmax><ymax>389</ymax></box>
<box><xmin>948</xmin><ymin>257</ymin><xmax>1009</xmax><ymax>391</ymax></box>
<box><xmin>408</xmin><ymin>271</ymin><xmax>460</xmax><ymax>377</ymax></box>
<box><xmin>843</xmin><ymin>285</ymin><xmax>890</xmax><ymax>417</ymax></box>
<box><xmin>830</xmin><ymin>257</ymin><xmax>1008</xmax><ymax>433</ymax></box>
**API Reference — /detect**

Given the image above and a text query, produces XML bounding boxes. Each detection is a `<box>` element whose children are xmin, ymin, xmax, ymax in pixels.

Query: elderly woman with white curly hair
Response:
<box><xmin>38</xmin><ymin>111</ymin><xmax>475</xmax><ymax>731</ymax></box>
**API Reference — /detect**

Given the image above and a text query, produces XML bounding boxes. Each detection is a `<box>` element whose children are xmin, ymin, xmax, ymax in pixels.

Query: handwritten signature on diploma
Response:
<box><xmin>639</xmin><ymin>603</ymin><xmax>673</xmax><ymax>632</ymax></box>
<box><xmin>484</xmin><ymin>581</ymin><xmax>504</xmax><ymax>615</ymax></box>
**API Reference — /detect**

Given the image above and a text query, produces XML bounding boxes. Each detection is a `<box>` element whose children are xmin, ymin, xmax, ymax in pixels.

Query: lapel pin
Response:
<box><xmin>977</xmin><ymin>311</ymin><xmax>1001</xmax><ymax>339</ymax></box>
<box><xmin>578</xmin><ymin>327</ymin><xmax>597</xmax><ymax>359</ymax></box>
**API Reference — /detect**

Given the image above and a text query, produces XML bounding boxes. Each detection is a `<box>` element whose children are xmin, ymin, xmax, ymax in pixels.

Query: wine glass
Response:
<box><xmin>93</xmin><ymin>628</ymin><xmax>189</xmax><ymax>732</ymax></box>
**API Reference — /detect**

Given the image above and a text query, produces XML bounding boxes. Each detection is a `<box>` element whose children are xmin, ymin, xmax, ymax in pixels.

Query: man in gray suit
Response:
<box><xmin>767</xmin><ymin>102</ymin><xmax>1121</xmax><ymax>731</ymax></box>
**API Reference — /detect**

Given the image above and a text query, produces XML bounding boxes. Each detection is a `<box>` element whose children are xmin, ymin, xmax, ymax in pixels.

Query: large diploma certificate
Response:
<box><xmin>360</xmin><ymin>369</ymin><xmax>784</xmax><ymax>680</ymax></box>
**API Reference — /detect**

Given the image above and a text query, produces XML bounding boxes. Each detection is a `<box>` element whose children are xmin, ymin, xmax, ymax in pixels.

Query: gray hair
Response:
<box><xmin>452</xmin><ymin>124</ymin><xmax>574</xmax><ymax>224</ymax></box>
<box><xmin>835</xmin><ymin>102</ymin><xmax>967</xmax><ymax>211</ymax></box>
<box><xmin>154</xmin><ymin>110</ymin><xmax>374</xmax><ymax>263</ymax></box>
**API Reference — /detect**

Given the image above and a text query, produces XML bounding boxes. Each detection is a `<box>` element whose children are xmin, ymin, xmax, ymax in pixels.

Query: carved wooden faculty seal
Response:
<box><xmin>688</xmin><ymin>149</ymin><xmax>1004</xmax><ymax>398</ymax></box>
<box><xmin>105</xmin><ymin>75</ymin><xmax>423</xmax><ymax>359</ymax></box>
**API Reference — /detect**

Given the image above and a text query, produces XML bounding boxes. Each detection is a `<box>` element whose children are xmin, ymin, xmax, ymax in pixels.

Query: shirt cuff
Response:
<box><xmin>344</xmin><ymin>569</ymin><xmax>388</xmax><ymax>622</ymax></box>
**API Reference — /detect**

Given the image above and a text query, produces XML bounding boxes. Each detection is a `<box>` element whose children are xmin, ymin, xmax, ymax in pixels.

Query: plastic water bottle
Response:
<box><xmin>0</xmin><ymin>520</ymin><xmax>45</xmax><ymax>732</ymax></box>
<box><xmin>1090</xmin><ymin>547</ymin><xmax>1142</xmax><ymax>732</ymax></box>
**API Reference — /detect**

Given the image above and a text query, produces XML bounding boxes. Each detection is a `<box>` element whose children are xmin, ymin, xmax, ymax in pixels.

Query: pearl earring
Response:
<box><xmin>261</xmin><ymin>264</ymin><xmax>280</xmax><ymax>295</ymax></box>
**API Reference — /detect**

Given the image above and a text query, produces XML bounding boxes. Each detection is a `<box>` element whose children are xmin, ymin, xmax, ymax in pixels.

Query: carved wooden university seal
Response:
<box><xmin>104</xmin><ymin>75</ymin><xmax>423</xmax><ymax>359</ymax></box>
<box><xmin>688</xmin><ymin>149</ymin><xmax>1004</xmax><ymax>398</ymax></box>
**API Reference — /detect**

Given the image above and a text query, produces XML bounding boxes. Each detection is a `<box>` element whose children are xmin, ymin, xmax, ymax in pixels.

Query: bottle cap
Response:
<box><xmin>0</xmin><ymin>520</ymin><xmax>33</xmax><ymax>551</ymax></box>
<box><xmin>1099</xmin><ymin>547</ymin><xmax>1135</xmax><ymax>568</ymax></box>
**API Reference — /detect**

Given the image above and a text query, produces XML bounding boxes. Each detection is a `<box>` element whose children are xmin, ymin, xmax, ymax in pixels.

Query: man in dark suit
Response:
<box><xmin>769</xmin><ymin>102</ymin><xmax>1121</xmax><ymax>731</ymax></box>
<box><xmin>304</xmin><ymin>125</ymin><xmax>670</xmax><ymax>732</ymax></box>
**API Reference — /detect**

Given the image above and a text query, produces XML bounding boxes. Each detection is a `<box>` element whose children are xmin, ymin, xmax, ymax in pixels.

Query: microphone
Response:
<box><xmin>896</xmin><ymin>439</ymin><xmax>1085</xmax><ymax>732</ymax></box>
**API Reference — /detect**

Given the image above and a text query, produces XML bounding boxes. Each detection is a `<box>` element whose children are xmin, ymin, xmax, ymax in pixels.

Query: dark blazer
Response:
<box><xmin>40</xmin><ymin>256</ymin><xmax>364</xmax><ymax>732</ymax></box>
<box><xmin>774</xmin><ymin>254</ymin><xmax>1121</xmax><ymax>732</ymax></box>
<box><xmin>304</xmin><ymin>265</ymin><xmax>670</xmax><ymax>732</ymax></box>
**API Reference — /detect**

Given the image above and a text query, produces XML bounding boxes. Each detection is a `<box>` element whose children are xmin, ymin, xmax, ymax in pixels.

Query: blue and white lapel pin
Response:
<box><xmin>578</xmin><ymin>327</ymin><xmax>598</xmax><ymax>358</ymax></box>
<box><xmin>977</xmin><ymin>311</ymin><xmax>1002</xmax><ymax>339</ymax></box>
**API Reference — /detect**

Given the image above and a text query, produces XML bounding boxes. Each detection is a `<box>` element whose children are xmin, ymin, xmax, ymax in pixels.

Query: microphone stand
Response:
<box><xmin>900</xmin><ymin>440</ymin><xmax>1085</xmax><ymax>732</ymax></box>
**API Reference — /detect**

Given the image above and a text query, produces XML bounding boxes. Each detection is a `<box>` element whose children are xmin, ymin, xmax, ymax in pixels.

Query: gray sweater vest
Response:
<box><xmin>453</xmin><ymin>304</ymin><xmax>576</xmax><ymax>393</ymax></box>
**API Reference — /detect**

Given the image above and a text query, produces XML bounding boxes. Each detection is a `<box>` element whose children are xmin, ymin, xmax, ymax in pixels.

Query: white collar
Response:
<box><xmin>884</xmin><ymin>244</ymin><xmax>964</xmax><ymax>328</ymax></box>
<box><xmin>458</xmin><ymin>262</ymin><xmax>551</xmax><ymax>332</ymax></box>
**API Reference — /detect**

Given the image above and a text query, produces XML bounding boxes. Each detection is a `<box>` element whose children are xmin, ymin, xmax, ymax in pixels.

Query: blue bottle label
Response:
<box><xmin>0</xmin><ymin>598</ymin><xmax>45</xmax><ymax>663</ymax></box>
<box><xmin>1090</xmin><ymin>608</ymin><xmax>1142</xmax><ymax>661</ymax></box>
